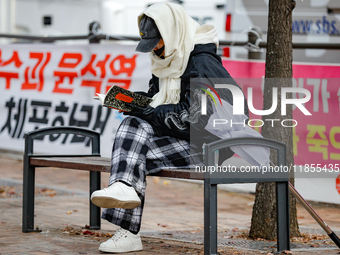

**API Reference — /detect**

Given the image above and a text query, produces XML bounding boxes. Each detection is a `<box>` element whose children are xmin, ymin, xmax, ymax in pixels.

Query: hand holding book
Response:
<box><xmin>123</xmin><ymin>105</ymin><xmax>155</xmax><ymax>122</ymax></box>
<box><xmin>93</xmin><ymin>85</ymin><xmax>153</xmax><ymax>112</ymax></box>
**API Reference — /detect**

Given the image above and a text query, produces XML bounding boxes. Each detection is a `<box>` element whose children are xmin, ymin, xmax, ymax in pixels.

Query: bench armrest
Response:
<box><xmin>24</xmin><ymin>126</ymin><xmax>101</xmax><ymax>158</ymax></box>
<box><xmin>204</xmin><ymin>137</ymin><xmax>286</xmax><ymax>167</ymax></box>
<box><xmin>22</xmin><ymin>126</ymin><xmax>101</xmax><ymax>233</ymax></box>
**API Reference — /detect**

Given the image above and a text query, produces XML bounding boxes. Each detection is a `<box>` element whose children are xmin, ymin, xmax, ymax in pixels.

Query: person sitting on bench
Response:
<box><xmin>90</xmin><ymin>2</ymin><xmax>248</xmax><ymax>253</ymax></box>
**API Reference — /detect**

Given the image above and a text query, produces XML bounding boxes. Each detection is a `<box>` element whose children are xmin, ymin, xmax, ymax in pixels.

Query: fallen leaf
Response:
<box><xmin>160</xmin><ymin>244</ymin><xmax>171</xmax><ymax>247</ymax></box>
<box><xmin>8</xmin><ymin>190</ymin><xmax>16</xmax><ymax>195</ymax></box>
<box><xmin>153</xmin><ymin>177</ymin><xmax>160</xmax><ymax>184</ymax></box>
<box><xmin>83</xmin><ymin>230</ymin><xmax>94</xmax><ymax>235</ymax></box>
<box><xmin>37</xmin><ymin>188</ymin><xmax>57</xmax><ymax>197</ymax></box>
<box><xmin>157</xmin><ymin>223</ymin><xmax>168</xmax><ymax>228</ymax></box>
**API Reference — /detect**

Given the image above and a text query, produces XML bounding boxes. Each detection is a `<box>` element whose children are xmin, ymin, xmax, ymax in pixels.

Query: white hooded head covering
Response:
<box><xmin>138</xmin><ymin>3</ymin><xmax>219</xmax><ymax>107</ymax></box>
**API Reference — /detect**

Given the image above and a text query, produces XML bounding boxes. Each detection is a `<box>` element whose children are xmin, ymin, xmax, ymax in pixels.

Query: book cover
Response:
<box><xmin>94</xmin><ymin>85</ymin><xmax>153</xmax><ymax>112</ymax></box>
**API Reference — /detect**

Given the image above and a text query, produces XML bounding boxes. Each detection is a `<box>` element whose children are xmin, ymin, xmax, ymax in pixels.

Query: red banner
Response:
<box><xmin>222</xmin><ymin>59</ymin><xmax>340</xmax><ymax>166</ymax></box>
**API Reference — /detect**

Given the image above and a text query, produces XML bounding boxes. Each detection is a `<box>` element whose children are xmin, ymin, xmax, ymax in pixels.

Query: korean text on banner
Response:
<box><xmin>0</xmin><ymin>44</ymin><xmax>150</xmax><ymax>157</ymax></box>
<box><xmin>222</xmin><ymin>59</ymin><xmax>340</xmax><ymax>166</ymax></box>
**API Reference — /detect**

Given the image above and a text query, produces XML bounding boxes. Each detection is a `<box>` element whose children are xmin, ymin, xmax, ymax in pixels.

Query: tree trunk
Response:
<box><xmin>249</xmin><ymin>0</ymin><xmax>301</xmax><ymax>239</ymax></box>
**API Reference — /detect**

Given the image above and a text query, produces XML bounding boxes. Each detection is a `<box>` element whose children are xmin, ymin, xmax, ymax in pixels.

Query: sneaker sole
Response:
<box><xmin>99</xmin><ymin>244</ymin><xmax>143</xmax><ymax>253</ymax></box>
<box><xmin>91</xmin><ymin>196</ymin><xmax>141</xmax><ymax>209</ymax></box>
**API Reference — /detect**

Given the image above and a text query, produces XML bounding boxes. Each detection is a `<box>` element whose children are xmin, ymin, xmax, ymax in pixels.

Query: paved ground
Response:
<box><xmin>0</xmin><ymin>154</ymin><xmax>340</xmax><ymax>254</ymax></box>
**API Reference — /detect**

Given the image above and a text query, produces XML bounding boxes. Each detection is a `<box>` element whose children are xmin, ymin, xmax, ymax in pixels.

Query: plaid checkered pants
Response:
<box><xmin>102</xmin><ymin>117</ymin><xmax>200</xmax><ymax>234</ymax></box>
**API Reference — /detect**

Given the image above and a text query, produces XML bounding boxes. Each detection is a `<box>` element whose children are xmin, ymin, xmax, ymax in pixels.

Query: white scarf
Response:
<box><xmin>138</xmin><ymin>3</ymin><xmax>219</xmax><ymax>107</ymax></box>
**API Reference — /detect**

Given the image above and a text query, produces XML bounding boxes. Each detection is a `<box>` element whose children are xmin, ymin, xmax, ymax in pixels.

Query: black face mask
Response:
<box><xmin>153</xmin><ymin>45</ymin><xmax>165</xmax><ymax>58</ymax></box>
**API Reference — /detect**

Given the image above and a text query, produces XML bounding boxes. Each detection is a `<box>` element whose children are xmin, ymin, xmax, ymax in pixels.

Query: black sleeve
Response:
<box><xmin>134</xmin><ymin>91</ymin><xmax>152</xmax><ymax>98</ymax></box>
<box><xmin>151</xmin><ymin>84</ymin><xmax>191</xmax><ymax>140</ymax></box>
<box><xmin>150</xmin><ymin>74</ymin><xmax>246</xmax><ymax>141</ymax></box>
<box><xmin>134</xmin><ymin>76</ymin><xmax>159</xmax><ymax>98</ymax></box>
<box><xmin>149</xmin><ymin>73</ymin><xmax>217</xmax><ymax>141</ymax></box>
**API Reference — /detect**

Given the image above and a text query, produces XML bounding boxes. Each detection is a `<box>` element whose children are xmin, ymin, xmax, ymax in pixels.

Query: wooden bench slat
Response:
<box><xmin>30</xmin><ymin>156</ymin><xmax>204</xmax><ymax>180</ymax></box>
<box><xmin>30</xmin><ymin>156</ymin><xmax>111</xmax><ymax>172</ymax></box>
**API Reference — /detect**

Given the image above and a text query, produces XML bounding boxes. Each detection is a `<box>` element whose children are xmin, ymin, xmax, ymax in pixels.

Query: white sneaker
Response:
<box><xmin>99</xmin><ymin>228</ymin><xmax>143</xmax><ymax>253</ymax></box>
<box><xmin>91</xmin><ymin>182</ymin><xmax>141</xmax><ymax>209</ymax></box>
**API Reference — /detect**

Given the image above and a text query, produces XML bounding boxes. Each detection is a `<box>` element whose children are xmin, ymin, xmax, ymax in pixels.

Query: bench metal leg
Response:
<box><xmin>276</xmin><ymin>181</ymin><xmax>290</xmax><ymax>251</ymax></box>
<box><xmin>89</xmin><ymin>171</ymin><xmax>101</xmax><ymax>229</ymax></box>
<box><xmin>204</xmin><ymin>180</ymin><xmax>218</xmax><ymax>255</ymax></box>
<box><xmin>22</xmin><ymin>163</ymin><xmax>40</xmax><ymax>232</ymax></box>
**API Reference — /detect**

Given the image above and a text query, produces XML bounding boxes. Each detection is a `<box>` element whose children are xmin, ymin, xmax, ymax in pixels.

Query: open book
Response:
<box><xmin>93</xmin><ymin>85</ymin><xmax>153</xmax><ymax>112</ymax></box>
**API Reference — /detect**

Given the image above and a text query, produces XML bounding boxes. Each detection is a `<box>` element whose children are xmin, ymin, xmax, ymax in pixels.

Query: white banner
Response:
<box><xmin>0</xmin><ymin>44</ymin><xmax>151</xmax><ymax>157</ymax></box>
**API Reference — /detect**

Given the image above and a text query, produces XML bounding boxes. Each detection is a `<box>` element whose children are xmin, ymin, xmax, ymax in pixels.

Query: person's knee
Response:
<box><xmin>120</xmin><ymin>116</ymin><xmax>154</xmax><ymax>133</ymax></box>
<box><xmin>120</xmin><ymin>116</ymin><xmax>134</xmax><ymax>125</ymax></box>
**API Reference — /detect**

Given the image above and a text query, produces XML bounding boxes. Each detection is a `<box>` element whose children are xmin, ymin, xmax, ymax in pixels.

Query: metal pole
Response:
<box><xmin>275</xmin><ymin>142</ymin><xmax>290</xmax><ymax>252</ymax></box>
<box><xmin>9</xmin><ymin>0</ymin><xmax>16</xmax><ymax>34</ymax></box>
<box><xmin>88</xmin><ymin>21</ymin><xmax>102</xmax><ymax>229</ymax></box>
<box><xmin>289</xmin><ymin>182</ymin><xmax>340</xmax><ymax>248</ymax></box>
<box><xmin>88</xmin><ymin>21</ymin><xmax>101</xmax><ymax>44</ymax></box>
<box><xmin>276</xmin><ymin>182</ymin><xmax>290</xmax><ymax>251</ymax></box>
<box><xmin>248</xmin><ymin>27</ymin><xmax>263</xmax><ymax>60</ymax></box>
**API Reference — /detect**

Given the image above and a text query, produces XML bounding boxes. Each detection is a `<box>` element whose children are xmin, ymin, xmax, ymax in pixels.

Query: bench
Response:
<box><xmin>22</xmin><ymin>126</ymin><xmax>290</xmax><ymax>255</ymax></box>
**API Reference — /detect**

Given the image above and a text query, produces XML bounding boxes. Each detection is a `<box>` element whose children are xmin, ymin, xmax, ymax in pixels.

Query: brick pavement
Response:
<box><xmin>0</xmin><ymin>155</ymin><xmax>340</xmax><ymax>254</ymax></box>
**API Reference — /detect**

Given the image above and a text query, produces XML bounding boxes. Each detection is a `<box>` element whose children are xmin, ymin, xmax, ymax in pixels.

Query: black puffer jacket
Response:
<box><xmin>138</xmin><ymin>43</ymin><xmax>249</xmax><ymax>160</ymax></box>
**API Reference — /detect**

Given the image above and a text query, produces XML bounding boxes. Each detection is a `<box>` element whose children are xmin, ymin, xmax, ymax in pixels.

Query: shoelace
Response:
<box><xmin>111</xmin><ymin>228</ymin><xmax>128</xmax><ymax>242</ymax></box>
